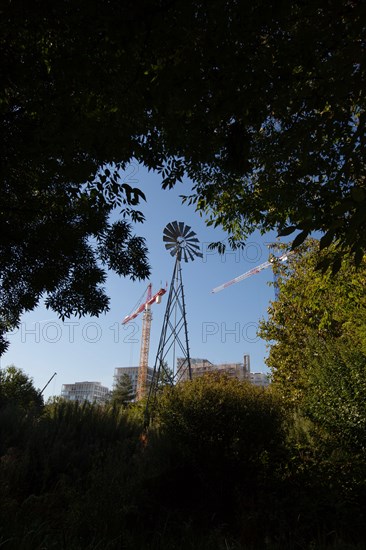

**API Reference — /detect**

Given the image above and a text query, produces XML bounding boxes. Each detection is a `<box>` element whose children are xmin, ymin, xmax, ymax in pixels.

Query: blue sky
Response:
<box><xmin>2</xmin><ymin>163</ymin><xmax>283</xmax><ymax>400</ymax></box>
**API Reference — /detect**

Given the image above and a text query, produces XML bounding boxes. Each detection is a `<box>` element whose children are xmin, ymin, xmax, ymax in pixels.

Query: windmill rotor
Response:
<box><xmin>163</xmin><ymin>221</ymin><xmax>203</xmax><ymax>262</ymax></box>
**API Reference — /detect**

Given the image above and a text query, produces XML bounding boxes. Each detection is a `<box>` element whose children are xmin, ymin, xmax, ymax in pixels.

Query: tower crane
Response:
<box><xmin>122</xmin><ymin>284</ymin><xmax>166</xmax><ymax>400</ymax></box>
<box><xmin>211</xmin><ymin>250</ymin><xmax>294</xmax><ymax>294</ymax></box>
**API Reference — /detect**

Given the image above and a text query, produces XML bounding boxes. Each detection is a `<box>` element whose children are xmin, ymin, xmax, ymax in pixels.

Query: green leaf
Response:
<box><xmin>319</xmin><ymin>231</ymin><xmax>334</xmax><ymax>250</ymax></box>
<box><xmin>291</xmin><ymin>230</ymin><xmax>309</xmax><ymax>249</ymax></box>
<box><xmin>331</xmin><ymin>255</ymin><xmax>342</xmax><ymax>276</ymax></box>
<box><xmin>277</xmin><ymin>226</ymin><xmax>297</xmax><ymax>237</ymax></box>
<box><xmin>351</xmin><ymin>187</ymin><xmax>365</xmax><ymax>203</ymax></box>
<box><xmin>354</xmin><ymin>248</ymin><xmax>364</xmax><ymax>267</ymax></box>
<box><xmin>349</xmin><ymin>207</ymin><xmax>366</xmax><ymax>228</ymax></box>
<box><xmin>333</xmin><ymin>200</ymin><xmax>354</xmax><ymax>215</ymax></box>
<box><xmin>315</xmin><ymin>256</ymin><xmax>331</xmax><ymax>273</ymax></box>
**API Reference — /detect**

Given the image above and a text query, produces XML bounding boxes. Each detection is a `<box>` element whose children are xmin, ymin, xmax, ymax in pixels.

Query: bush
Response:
<box><xmin>155</xmin><ymin>373</ymin><xmax>285</xmax><ymax>466</ymax></box>
<box><xmin>143</xmin><ymin>374</ymin><xmax>287</xmax><ymax>542</ymax></box>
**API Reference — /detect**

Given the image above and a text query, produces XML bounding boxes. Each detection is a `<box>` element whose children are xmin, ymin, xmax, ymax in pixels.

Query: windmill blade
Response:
<box><xmin>172</xmin><ymin>220</ymin><xmax>180</xmax><ymax>234</ymax></box>
<box><xmin>188</xmin><ymin>244</ymin><xmax>203</xmax><ymax>258</ymax></box>
<box><xmin>166</xmin><ymin>245</ymin><xmax>178</xmax><ymax>254</ymax></box>
<box><xmin>186</xmin><ymin>248</ymin><xmax>194</xmax><ymax>262</ymax></box>
<box><xmin>187</xmin><ymin>242</ymin><xmax>202</xmax><ymax>252</ymax></box>
<box><xmin>163</xmin><ymin>232</ymin><xmax>176</xmax><ymax>243</ymax></box>
<box><xmin>164</xmin><ymin>222</ymin><xmax>176</xmax><ymax>235</ymax></box>
<box><xmin>179</xmin><ymin>221</ymin><xmax>186</xmax><ymax>235</ymax></box>
<box><xmin>164</xmin><ymin>241</ymin><xmax>177</xmax><ymax>249</ymax></box>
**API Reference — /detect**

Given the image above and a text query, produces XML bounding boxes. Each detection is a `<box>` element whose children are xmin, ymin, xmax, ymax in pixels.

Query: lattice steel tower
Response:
<box><xmin>146</xmin><ymin>221</ymin><xmax>202</xmax><ymax>414</ymax></box>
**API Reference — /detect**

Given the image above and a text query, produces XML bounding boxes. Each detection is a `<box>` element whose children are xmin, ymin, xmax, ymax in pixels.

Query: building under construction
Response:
<box><xmin>177</xmin><ymin>354</ymin><xmax>270</xmax><ymax>387</ymax></box>
<box><xmin>114</xmin><ymin>354</ymin><xmax>269</xmax><ymax>399</ymax></box>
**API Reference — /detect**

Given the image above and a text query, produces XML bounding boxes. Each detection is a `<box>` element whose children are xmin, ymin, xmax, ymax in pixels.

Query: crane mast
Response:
<box><xmin>122</xmin><ymin>283</ymin><xmax>166</xmax><ymax>400</ymax></box>
<box><xmin>137</xmin><ymin>306</ymin><xmax>152</xmax><ymax>400</ymax></box>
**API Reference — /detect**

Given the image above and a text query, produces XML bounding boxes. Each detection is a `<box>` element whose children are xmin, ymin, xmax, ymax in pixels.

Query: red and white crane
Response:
<box><xmin>211</xmin><ymin>251</ymin><xmax>293</xmax><ymax>294</ymax></box>
<box><xmin>122</xmin><ymin>283</ymin><xmax>166</xmax><ymax>400</ymax></box>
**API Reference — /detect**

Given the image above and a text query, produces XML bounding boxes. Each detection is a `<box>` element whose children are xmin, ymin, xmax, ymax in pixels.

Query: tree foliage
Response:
<box><xmin>110</xmin><ymin>373</ymin><xmax>135</xmax><ymax>407</ymax></box>
<box><xmin>151</xmin><ymin>373</ymin><xmax>287</xmax><ymax>539</ymax></box>
<box><xmin>259</xmin><ymin>240</ymin><xmax>366</xmax><ymax>449</ymax></box>
<box><xmin>2</xmin><ymin>1</ymin><xmax>366</xmax><ymax>352</ymax></box>
<box><xmin>304</xmin><ymin>339</ymin><xmax>366</xmax><ymax>453</ymax></box>
<box><xmin>180</xmin><ymin>1</ymin><xmax>366</xmax><ymax>267</ymax></box>
<box><xmin>156</xmin><ymin>373</ymin><xmax>284</xmax><ymax>470</ymax></box>
<box><xmin>0</xmin><ymin>364</ymin><xmax>43</xmax><ymax>413</ymax></box>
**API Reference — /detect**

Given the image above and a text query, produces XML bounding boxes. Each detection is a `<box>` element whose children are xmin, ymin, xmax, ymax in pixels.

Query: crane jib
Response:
<box><xmin>211</xmin><ymin>251</ymin><xmax>293</xmax><ymax>294</ymax></box>
<box><xmin>121</xmin><ymin>287</ymin><xmax>167</xmax><ymax>324</ymax></box>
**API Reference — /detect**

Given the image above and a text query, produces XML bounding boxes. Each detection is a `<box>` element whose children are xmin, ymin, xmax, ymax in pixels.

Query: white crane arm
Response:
<box><xmin>211</xmin><ymin>251</ymin><xmax>292</xmax><ymax>293</ymax></box>
<box><xmin>212</xmin><ymin>260</ymin><xmax>272</xmax><ymax>293</ymax></box>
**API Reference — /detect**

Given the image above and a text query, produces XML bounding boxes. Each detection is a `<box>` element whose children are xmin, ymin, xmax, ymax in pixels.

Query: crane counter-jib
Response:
<box><xmin>121</xmin><ymin>286</ymin><xmax>167</xmax><ymax>325</ymax></box>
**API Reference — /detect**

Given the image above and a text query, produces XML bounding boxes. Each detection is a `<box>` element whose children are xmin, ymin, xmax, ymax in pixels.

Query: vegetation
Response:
<box><xmin>259</xmin><ymin>240</ymin><xmax>366</xmax><ymax>405</ymax></box>
<box><xmin>1</xmin><ymin>371</ymin><xmax>366</xmax><ymax>549</ymax></box>
<box><xmin>2</xmin><ymin>3</ymin><xmax>366</xmax><ymax>546</ymax></box>
<box><xmin>260</xmin><ymin>240</ymin><xmax>366</xmax><ymax>450</ymax></box>
<box><xmin>257</xmin><ymin>240</ymin><xmax>366</xmax><ymax>547</ymax></box>
<box><xmin>304</xmin><ymin>340</ymin><xmax>366</xmax><ymax>454</ymax></box>
<box><xmin>0</xmin><ymin>365</ymin><xmax>43</xmax><ymax>415</ymax></box>
<box><xmin>2</xmin><ymin>1</ymin><xmax>366</xmax><ymax>351</ymax></box>
<box><xmin>109</xmin><ymin>373</ymin><xmax>135</xmax><ymax>407</ymax></box>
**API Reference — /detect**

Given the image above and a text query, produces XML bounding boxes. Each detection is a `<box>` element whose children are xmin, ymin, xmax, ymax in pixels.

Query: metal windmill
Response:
<box><xmin>146</xmin><ymin>221</ymin><xmax>202</xmax><ymax>413</ymax></box>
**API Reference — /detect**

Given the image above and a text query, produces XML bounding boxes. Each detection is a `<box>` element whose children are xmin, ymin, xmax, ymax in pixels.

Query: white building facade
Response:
<box><xmin>61</xmin><ymin>381</ymin><xmax>110</xmax><ymax>403</ymax></box>
<box><xmin>113</xmin><ymin>366</ymin><xmax>155</xmax><ymax>397</ymax></box>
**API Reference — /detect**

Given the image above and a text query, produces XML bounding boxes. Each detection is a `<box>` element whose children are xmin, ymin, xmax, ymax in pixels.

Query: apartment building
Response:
<box><xmin>113</xmin><ymin>366</ymin><xmax>155</xmax><ymax>397</ymax></box>
<box><xmin>61</xmin><ymin>381</ymin><xmax>110</xmax><ymax>403</ymax></box>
